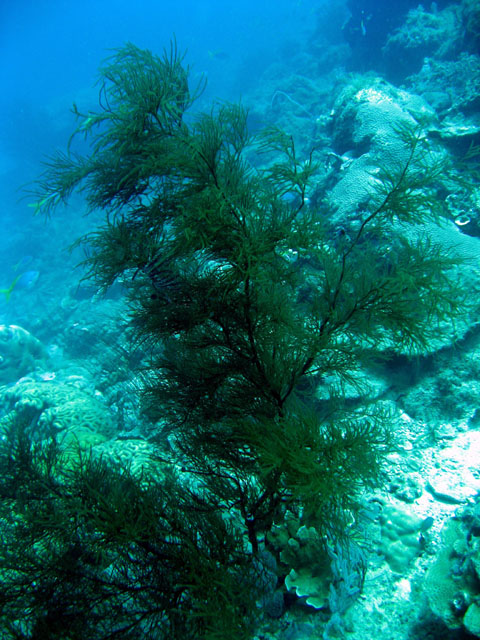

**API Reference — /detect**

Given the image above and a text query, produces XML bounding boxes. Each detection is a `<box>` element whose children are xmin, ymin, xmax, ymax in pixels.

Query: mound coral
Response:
<box><xmin>0</xmin><ymin>377</ymin><xmax>115</xmax><ymax>449</ymax></box>
<box><xmin>424</xmin><ymin>497</ymin><xmax>480</xmax><ymax>637</ymax></box>
<box><xmin>0</xmin><ymin>324</ymin><xmax>47</xmax><ymax>383</ymax></box>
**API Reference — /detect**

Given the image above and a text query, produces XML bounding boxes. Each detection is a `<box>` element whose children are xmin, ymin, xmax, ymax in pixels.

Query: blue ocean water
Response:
<box><xmin>0</xmin><ymin>0</ymin><xmax>321</xmax><ymax>179</ymax></box>
<box><xmin>0</xmin><ymin>0</ymin><xmax>334</xmax><ymax>328</ymax></box>
<box><xmin>0</xmin><ymin>0</ymin><xmax>326</xmax><ymax>323</ymax></box>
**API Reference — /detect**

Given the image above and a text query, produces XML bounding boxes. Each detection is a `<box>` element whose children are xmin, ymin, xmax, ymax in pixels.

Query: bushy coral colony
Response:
<box><xmin>1</xmin><ymin>1</ymin><xmax>480</xmax><ymax>638</ymax></box>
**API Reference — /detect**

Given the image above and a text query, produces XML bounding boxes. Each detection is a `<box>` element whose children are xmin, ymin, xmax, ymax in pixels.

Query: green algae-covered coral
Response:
<box><xmin>267</xmin><ymin>512</ymin><xmax>332</xmax><ymax>609</ymax></box>
<box><xmin>0</xmin><ymin>377</ymin><xmax>115</xmax><ymax>449</ymax></box>
<box><xmin>94</xmin><ymin>437</ymin><xmax>167</xmax><ymax>481</ymax></box>
<box><xmin>424</xmin><ymin>497</ymin><xmax>480</xmax><ymax>637</ymax></box>
<box><xmin>3</xmin><ymin>41</ymin><xmax>468</xmax><ymax>638</ymax></box>
<box><xmin>0</xmin><ymin>324</ymin><xmax>47</xmax><ymax>383</ymax></box>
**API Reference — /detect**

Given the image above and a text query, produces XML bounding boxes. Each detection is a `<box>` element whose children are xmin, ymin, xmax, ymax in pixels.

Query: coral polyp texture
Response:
<box><xmin>0</xmin><ymin>324</ymin><xmax>47</xmax><ymax>383</ymax></box>
<box><xmin>424</xmin><ymin>498</ymin><xmax>480</xmax><ymax>637</ymax></box>
<box><xmin>0</xmin><ymin>377</ymin><xmax>116</xmax><ymax>449</ymax></box>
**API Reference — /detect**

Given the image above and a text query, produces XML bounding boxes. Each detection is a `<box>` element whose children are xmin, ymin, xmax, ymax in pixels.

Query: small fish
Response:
<box><xmin>79</xmin><ymin>116</ymin><xmax>94</xmax><ymax>131</ymax></box>
<box><xmin>0</xmin><ymin>270</ymin><xmax>40</xmax><ymax>302</ymax></box>
<box><xmin>281</xmin><ymin>191</ymin><xmax>298</xmax><ymax>203</ymax></box>
<box><xmin>207</xmin><ymin>50</ymin><xmax>229</xmax><ymax>61</ymax></box>
<box><xmin>27</xmin><ymin>192</ymin><xmax>59</xmax><ymax>215</ymax></box>
<box><xmin>280</xmin><ymin>191</ymin><xmax>310</xmax><ymax>207</ymax></box>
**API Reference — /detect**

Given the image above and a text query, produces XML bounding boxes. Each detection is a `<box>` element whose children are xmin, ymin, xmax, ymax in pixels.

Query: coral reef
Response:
<box><xmin>461</xmin><ymin>0</ymin><xmax>480</xmax><ymax>52</ymax></box>
<box><xmin>379</xmin><ymin>503</ymin><xmax>428</xmax><ymax>574</ymax></box>
<box><xmin>424</xmin><ymin>497</ymin><xmax>480</xmax><ymax>637</ymax></box>
<box><xmin>327</xmin><ymin>77</ymin><xmax>439</xmax><ymax>224</ymax></box>
<box><xmin>268</xmin><ymin>512</ymin><xmax>332</xmax><ymax>609</ymax></box>
<box><xmin>94</xmin><ymin>437</ymin><xmax>166</xmax><ymax>481</ymax></box>
<box><xmin>383</xmin><ymin>5</ymin><xmax>461</xmax><ymax>81</ymax></box>
<box><xmin>0</xmin><ymin>324</ymin><xmax>47</xmax><ymax>383</ymax></box>
<box><xmin>0</xmin><ymin>376</ymin><xmax>116</xmax><ymax>449</ymax></box>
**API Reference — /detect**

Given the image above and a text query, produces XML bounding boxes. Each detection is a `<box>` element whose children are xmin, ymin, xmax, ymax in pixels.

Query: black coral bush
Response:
<box><xmin>1</xmin><ymin>41</ymin><xmax>466</xmax><ymax>638</ymax></box>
